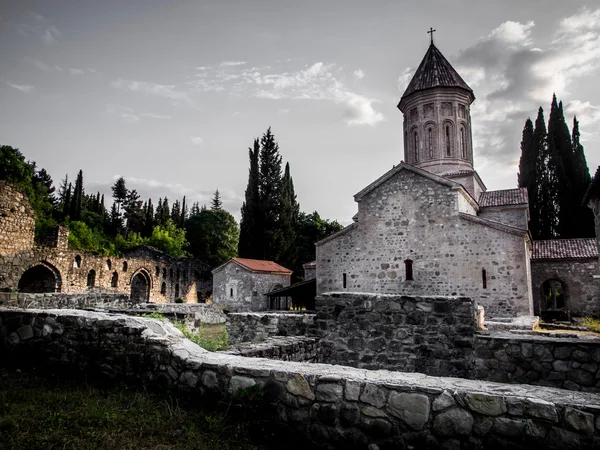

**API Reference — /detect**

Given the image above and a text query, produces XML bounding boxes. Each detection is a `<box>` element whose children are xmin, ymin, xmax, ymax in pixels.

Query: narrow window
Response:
<box><xmin>105</xmin><ymin>259</ymin><xmax>112</xmax><ymax>270</ymax></box>
<box><xmin>155</xmin><ymin>266</ymin><xmax>160</xmax><ymax>277</ymax></box>
<box><xmin>445</xmin><ymin>125</ymin><xmax>451</xmax><ymax>156</ymax></box>
<box><xmin>87</xmin><ymin>269</ymin><xmax>96</xmax><ymax>287</ymax></box>
<box><xmin>230</xmin><ymin>288</ymin><xmax>234</xmax><ymax>297</ymax></box>
<box><xmin>111</xmin><ymin>271</ymin><xmax>118</xmax><ymax>288</ymax></box>
<box><xmin>122</xmin><ymin>261</ymin><xmax>128</xmax><ymax>272</ymax></box>
<box><xmin>343</xmin><ymin>273</ymin><xmax>347</xmax><ymax>289</ymax></box>
<box><xmin>428</xmin><ymin>128</ymin><xmax>433</xmax><ymax>158</ymax></box>
<box><xmin>182</xmin><ymin>270</ymin><xmax>187</xmax><ymax>280</ymax></box>
<box><xmin>169</xmin><ymin>268</ymin><xmax>173</xmax><ymax>278</ymax></box>
<box><xmin>175</xmin><ymin>284</ymin><xmax>180</xmax><ymax>299</ymax></box>
<box><xmin>74</xmin><ymin>255</ymin><xmax>82</xmax><ymax>269</ymax></box>
<box><xmin>413</xmin><ymin>131</ymin><xmax>419</xmax><ymax>161</ymax></box>
<box><xmin>404</xmin><ymin>259</ymin><xmax>413</xmax><ymax>281</ymax></box>
<box><xmin>482</xmin><ymin>269</ymin><xmax>487</xmax><ymax>289</ymax></box>
<box><xmin>162</xmin><ymin>268</ymin><xmax>167</xmax><ymax>279</ymax></box>
<box><xmin>176</xmin><ymin>269</ymin><xmax>180</xmax><ymax>279</ymax></box>
<box><xmin>460</xmin><ymin>127</ymin><xmax>466</xmax><ymax>158</ymax></box>
<box><xmin>161</xmin><ymin>282</ymin><xmax>166</xmax><ymax>295</ymax></box>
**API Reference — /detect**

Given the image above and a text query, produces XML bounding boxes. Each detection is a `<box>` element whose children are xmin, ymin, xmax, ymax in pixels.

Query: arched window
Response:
<box><xmin>73</xmin><ymin>255</ymin><xmax>82</xmax><ymax>269</ymax></box>
<box><xmin>445</xmin><ymin>125</ymin><xmax>451</xmax><ymax>157</ymax></box>
<box><xmin>460</xmin><ymin>127</ymin><xmax>466</xmax><ymax>158</ymax></box>
<box><xmin>169</xmin><ymin>268</ymin><xmax>174</xmax><ymax>278</ymax></box>
<box><xmin>161</xmin><ymin>282</ymin><xmax>167</xmax><ymax>295</ymax></box>
<box><xmin>176</xmin><ymin>269</ymin><xmax>180</xmax><ymax>279</ymax></box>
<box><xmin>111</xmin><ymin>271</ymin><xmax>118</xmax><ymax>288</ymax></box>
<box><xmin>162</xmin><ymin>268</ymin><xmax>167</xmax><ymax>279</ymax></box>
<box><xmin>87</xmin><ymin>269</ymin><xmax>96</xmax><ymax>288</ymax></box>
<box><xmin>155</xmin><ymin>266</ymin><xmax>160</xmax><ymax>277</ymax></box>
<box><xmin>428</xmin><ymin>128</ymin><xmax>434</xmax><ymax>158</ymax></box>
<box><xmin>413</xmin><ymin>131</ymin><xmax>419</xmax><ymax>162</ymax></box>
<box><xmin>105</xmin><ymin>259</ymin><xmax>112</xmax><ymax>270</ymax></box>
<box><xmin>404</xmin><ymin>259</ymin><xmax>413</xmax><ymax>281</ymax></box>
<box><xmin>482</xmin><ymin>269</ymin><xmax>487</xmax><ymax>289</ymax></box>
<box><xmin>122</xmin><ymin>261</ymin><xmax>128</xmax><ymax>272</ymax></box>
<box><xmin>542</xmin><ymin>279</ymin><xmax>566</xmax><ymax>311</ymax></box>
<box><xmin>230</xmin><ymin>288</ymin><xmax>234</xmax><ymax>297</ymax></box>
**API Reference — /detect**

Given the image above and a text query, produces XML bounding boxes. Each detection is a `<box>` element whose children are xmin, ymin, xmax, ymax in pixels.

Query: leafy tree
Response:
<box><xmin>294</xmin><ymin>212</ymin><xmax>343</xmax><ymax>278</ymax></box>
<box><xmin>111</xmin><ymin>177</ymin><xmax>127</xmax><ymax>214</ymax></box>
<box><xmin>0</xmin><ymin>146</ymin><xmax>34</xmax><ymax>191</ymax></box>
<box><xmin>33</xmin><ymin>168</ymin><xmax>56</xmax><ymax>206</ymax></box>
<box><xmin>106</xmin><ymin>203</ymin><xmax>124</xmax><ymax>237</ymax></box>
<box><xmin>148</xmin><ymin>219</ymin><xmax>188</xmax><ymax>258</ymax></box>
<box><xmin>123</xmin><ymin>189</ymin><xmax>143</xmax><ymax>235</ymax></box>
<box><xmin>239</xmin><ymin>138</ymin><xmax>262</xmax><ymax>258</ymax></box>
<box><xmin>211</xmin><ymin>190</ymin><xmax>223</xmax><ymax>211</ymax></box>
<box><xmin>185</xmin><ymin>209</ymin><xmax>239</xmax><ymax>267</ymax></box>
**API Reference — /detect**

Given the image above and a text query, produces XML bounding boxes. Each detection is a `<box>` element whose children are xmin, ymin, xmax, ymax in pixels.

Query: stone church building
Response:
<box><xmin>316</xmin><ymin>42</ymin><xmax>600</xmax><ymax>320</ymax></box>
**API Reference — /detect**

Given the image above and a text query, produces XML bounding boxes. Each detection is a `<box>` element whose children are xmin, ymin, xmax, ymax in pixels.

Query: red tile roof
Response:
<box><xmin>232</xmin><ymin>258</ymin><xmax>292</xmax><ymax>274</ymax></box>
<box><xmin>479</xmin><ymin>188</ymin><xmax>528</xmax><ymax>207</ymax></box>
<box><xmin>399</xmin><ymin>44</ymin><xmax>473</xmax><ymax>102</ymax></box>
<box><xmin>532</xmin><ymin>239</ymin><xmax>598</xmax><ymax>261</ymax></box>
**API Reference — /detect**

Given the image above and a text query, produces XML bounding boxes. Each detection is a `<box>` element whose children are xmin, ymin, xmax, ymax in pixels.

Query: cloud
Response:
<box><xmin>68</xmin><ymin>68</ymin><xmax>85</xmax><ymax>76</ymax></box>
<box><xmin>5</xmin><ymin>82</ymin><xmax>34</xmax><ymax>93</ymax></box>
<box><xmin>105</xmin><ymin>104</ymin><xmax>171</xmax><ymax>123</ymax></box>
<box><xmin>219</xmin><ymin>61</ymin><xmax>246</xmax><ymax>67</ymax></box>
<box><xmin>42</xmin><ymin>27</ymin><xmax>61</xmax><ymax>44</ymax></box>
<box><xmin>190</xmin><ymin>136</ymin><xmax>204</xmax><ymax>145</ymax></box>
<box><xmin>112</xmin><ymin>79</ymin><xmax>194</xmax><ymax>107</ymax></box>
<box><xmin>189</xmin><ymin>61</ymin><xmax>384</xmax><ymax>126</ymax></box>
<box><xmin>353</xmin><ymin>69</ymin><xmax>365</xmax><ymax>80</ymax></box>
<box><xmin>449</xmin><ymin>7</ymin><xmax>600</xmax><ymax>171</ymax></box>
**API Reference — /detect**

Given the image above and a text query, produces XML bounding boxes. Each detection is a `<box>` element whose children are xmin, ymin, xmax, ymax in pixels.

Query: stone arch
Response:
<box><xmin>130</xmin><ymin>269</ymin><xmax>151</xmax><ymax>303</ymax></box>
<box><xmin>18</xmin><ymin>262</ymin><xmax>62</xmax><ymax>293</ymax></box>
<box><xmin>540</xmin><ymin>278</ymin><xmax>568</xmax><ymax>321</ymax></box>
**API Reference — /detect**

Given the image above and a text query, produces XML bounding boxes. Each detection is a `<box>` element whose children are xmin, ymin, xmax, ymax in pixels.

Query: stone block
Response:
<box><xmin>464</xmin><ymin>392</ymin><xmax>507</xmax><ymax>416</ymax></box>
<box><xmin>525</xmin><ymin>398</ymin><xmax>557</xmax><ymax>423</ymax></box>
<box><xmin>492</xmin><ymin>417</ymin><xmax>525</xmax><ymax>437</ymax></box>
<box><xmin>287</xmin><ymin>374</ymin><xmax>315</xmax><ymax>400</ymax></box>
<box><xmin>563</xmin><ymin>407</ymin><xmax>594</xmax><ymax>435</ymax></box>
<box><xmin>432</xmin><ymin>407</ymin><xmax>473</xmax><ymax>436</ymax></box>
<box><xmin>359</xmin><ymin>384</ymin><xmax>387</xmax><ymax>408</ymax></box>
<box><xmin>545</xmin><ymin>427</ymin><xmax>580</xmax><ymax>450</ymax></box>
<box><xmin>345</xmin><ymin>380</ymin><xmax>361</xmax><ymax>401</ymax></box>
<box><xmin>316</xmin><ymin>383</ymin><xmax>343</xmax><ymax>402</ymax></box>
<box><xmin>386</xmin><ymin>392</ymin><xmax>430</xmax><ymax>431</ymax></box>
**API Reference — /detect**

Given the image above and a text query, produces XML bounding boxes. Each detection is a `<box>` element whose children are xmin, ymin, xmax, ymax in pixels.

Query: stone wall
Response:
<box><xmin>531</xmin><ymin>259</ymin><xmax>600</xmax><ymax>318</ymax></box>
<box><xmin>224</xmin><ymin>336</ymin><xmax>321</xmax><ymax>362</ymax></box>
<box><xmin>316</xmin><ymin>169</ymin><xmax>532</xmax><ymax>318</ymax></box>
<box><xmin>2</xmin><ymin>308</ymin><xmax>600</xmax><ymax>449</ymax></box>
<box><xmin>478</xmin><ymin>206</ymin><xmax>529</xmax><ymax>230</ymax></box>
<box><xmin>314</xmin><ymin>293</ymin><xmax>475</xmax><ymax>378</ymax></box>
<box><xmin>212</xmin><ymin>261</ymin><xmax>290</xmax><ymax>312</ymax></box>
<box><xmin>227</xmin><ymin>312</ymin><xmax>316</xmax><ymax>344</ymax></box>
<box><xmin>474</xmin><ymin>332</ymin><xmax>600</xmax><ymax>392</ymax></box>
<box><xmin>0</xmin><ymin>181</ymin><xmax>35</xmax><ymax>257</ymax></box>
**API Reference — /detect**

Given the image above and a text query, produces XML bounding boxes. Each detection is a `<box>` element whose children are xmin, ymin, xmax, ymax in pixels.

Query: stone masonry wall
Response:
<box><xmin>213</xmin><ymin>262</ymin><xmax>290</xmax><ymax>312</ymax></box>
<box><xmin>478</xmin><ymin>206</ymin><xmax>529</xmax><ymax>230</ymax></box>
<box><xmin>531</xmin><ymin>259</ymin><xmax>600</xmax><ymax>318</ymax></box>
<box><xmin>224</xmin><ymin>336</ymin><xmax>321</xmax><ymax>362</ymax></box>
<box><xmin>2</xmin><ymin>308</ymin><xmax>600</xmax><ymax>449</ymax></box>
<box><xmin>0</xmin><ymin>181</ymin><xmax>35</xmax><ymax>257</ymax></box>
<box><xmin>227</xmin><ymin>312</ymin><xmax>316</xmax><ymax>344</ymax></box>
<box><xmin>474</xmin><ymin>332</ymin><xmax>600</xmax><ymax>392</ymax></box>
<box><xmin>314</xmin><ymin>293</ymin><xmax>475</xmax><ymax>378</ymax></box>
<box><xmin>316</xmin><ymin>169</ymin><xmax>532</xmax><ymax>318</ymax></box>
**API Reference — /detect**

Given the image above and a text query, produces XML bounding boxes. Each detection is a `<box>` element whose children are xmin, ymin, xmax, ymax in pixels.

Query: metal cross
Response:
<box><xmin>427</xmin><ymin>27</ymin><xmax>436</xmax><ymax>45</ymax></box>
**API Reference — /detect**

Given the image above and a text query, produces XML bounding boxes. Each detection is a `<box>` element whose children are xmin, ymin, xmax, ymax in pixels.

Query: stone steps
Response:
<box><xmin>484</xmin><ymin>315</ymin><xmax>539</xmax><ymax>332</ymax></box>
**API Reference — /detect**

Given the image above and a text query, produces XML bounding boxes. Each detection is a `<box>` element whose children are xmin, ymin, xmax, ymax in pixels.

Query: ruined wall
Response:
<box><xmin>224</xmin><ymin>336</ymin><xmax>321</xmax><ymax>362</ymax></box>
<box><xmin>531</xmin><ymin>259</ymin><xmax>600</xmax><ymax>317</ymax></box>
<box><xmin>227</xmin><ymin>312</ymin><xmax>316</xmax><ymax>344</ymax></box>
<box><xmin>0</xmin><ymin>181</ymin><xmax>35</xmax><ymax>258</ymax></box>
<box><xmin>474</xmin><ymin>333</ymin><xmax>600</xmax><ymax>392</ymax></box>
<box><xmin>316</xmin><ymin>170</ymin><xmax>531</xmax><ymax>317</ymax></box>
<box><xmin>2</xmin><ymin>308</ymin><xmax>600</xmax><ymax>450</ymax></box>
<box><xmin>314</xmin><ymin>293</ymin><xmax>475</xmax><ymax>378</ymax></box>
<box><xmin>212</xmin><ymin>262</ymin><xmax>290</xmax><ymax>312</ymax></box>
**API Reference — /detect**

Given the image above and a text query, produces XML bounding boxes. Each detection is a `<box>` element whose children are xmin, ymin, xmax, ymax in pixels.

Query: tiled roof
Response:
<box><xmin>441</xmin><ymin>170</ymin><xmax>475</xmax><ymax>177</ymax></box>
<box><xmin>400</xmin><ymin>44</ymin><xmax>473</xmax><ymax>101</ymax></box>
<box><xmin>532</xmin><ymin>239</ymin><xmax>598</xmax><ymax>261</ymax></box>
<box><xmin>232</xmin><ymin>258</ymin><xmax>292</xmax><ymax>274</ymax></box>
<box><xmin>479</xmin><ymin>188</ymin><xmax>528</xmax><ymax>207</ymax></box>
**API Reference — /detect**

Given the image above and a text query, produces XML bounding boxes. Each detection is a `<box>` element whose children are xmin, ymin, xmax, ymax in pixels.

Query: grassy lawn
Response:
<box><xmin>0</xmin><ymin>368</ymin><xmax>267</xmax><ymax>450</ymax></box>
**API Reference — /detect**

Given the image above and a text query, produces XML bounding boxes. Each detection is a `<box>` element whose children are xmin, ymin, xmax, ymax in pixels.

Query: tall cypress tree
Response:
<box><xmin>62</xmin><ymin>181</ymin><xmax>72</xmax><ymax>219</ymax></box>
<box><xmin>211</xmin><ymin>190</ymin><xmax>223</xmax><ymax>211</ymax></box>
<box><xmin>259</xmin><ymin>127</ymin><xmax>283</xmax><ymax>261</ymax></box>
<box><xmin>171</xmin><ymin>199</ymin><xmax>181</xmax><ymax>224</ymax></box>
<box><xmin>534</xmin><ymin>107</ymin><xmax>558</xmax><ymax>239</ymax></box>
<box><xmin>159</xmin><ymin>197</ymin><xmax>170</xmax><ymax>226</ymax></box>
<box><xmin>111</xmin><ymin>177</ymin><xmax>127</xmax><ymax>214</ymax></box>
<box><xmin>572</xmin><ymin>116</ymin><xmax>595</xmax><ymax>237</ymax></box>
<box><xmin>69</xmin><ymin>170</ymin><xmax>83</xmax><ymax>221</ymax></box>
<box><xmin>143</xmin><ymin>198</ymin><xmax>154</xmax><ymax>237</ymax></box>
<box><xmin>518</xmin><ymin>118</ymin><xmax>536</xmax><ymax>234</ymax></box>
<box><xmin>180</xmin><ymin>196</ymin><xmax>187</xmax><ymax>227</ymax></box>
<box><xmin>279</xmin><ymin>162</ymin><xmax>299</xmax><ymax>272</ymax></box>
<box><xmin>239</xmin><ymin>138</ymin><xmax>262</xmax><ymax>258</ymax></box>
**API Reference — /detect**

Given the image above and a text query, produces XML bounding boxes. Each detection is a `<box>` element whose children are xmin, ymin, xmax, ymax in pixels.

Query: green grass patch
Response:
<box><xmin>172</xmin><ymin>322</ymin><xmax>229</xmax><ymax>352</ymax></box>
<box><xmin>582</xmin><ymin>317</ymin><xmax>600</xmax><ymax>333</ymax></box>
<box><xmin>0</xmin><ymin>368</ymin><xmax>265</xmax><ymax>450</ymax></box>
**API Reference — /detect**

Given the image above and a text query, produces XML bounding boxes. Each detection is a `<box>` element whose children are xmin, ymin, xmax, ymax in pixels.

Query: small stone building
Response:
<box><xmin>316</xmin><ymin>43</ymin><xmax>533</xmax><ymax>319</ymax></box>
<box><xmin>0</xmin><ymin>180</ymin><xmax>212</xmax><ymax>303</ymax></box>
<box><xmin>212</xmin><ymin>258</ymin><xmax>291</xmax><ymax>312</ymax></box>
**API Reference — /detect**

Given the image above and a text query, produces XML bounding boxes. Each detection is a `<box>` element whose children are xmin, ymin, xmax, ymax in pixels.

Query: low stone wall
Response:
<box><xmin>315</xmin><ymin>293</ymin><xmax>475</xmax><ymax>377</ymax></box>
<box><xmin>224</xmin><ymin>336</ymin><xmax>321</xmax><ymax>362</ymax></box>
<box><xmin>2</xmin><ymin>308</ymin><xmax>600</xmax><ymax>449</ymax></box>
<box><xmin>0</xmin><ymin>291</ymin><xmax>132</xmax><ymax>309</ymax></box>
<box><xmin>227</xmin><ymin>312</ymin><xmax>316</xmax><ymax>344</ymax></box>
<box><xmin>474</xmin><ymin>332</ymin><xmax>600</xmax><ymax>392</ymax></box>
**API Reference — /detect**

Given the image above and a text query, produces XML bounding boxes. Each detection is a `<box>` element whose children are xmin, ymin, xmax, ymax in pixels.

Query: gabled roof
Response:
<box><xmin>479</xmin><ymin>188</ymin><xmax>529</xmax><ymax>208</ymax></box>
<box><xmin>459</xmin><ymin>213</ymin><xmax>528</xmax><ymax>237</ymax></box>
<box><xmin>354</xmin><ymin>162</ymin><xmax>460</xmax><ymax>202</ymax></box>
<box><xmin>316</xmin><ymin>222</ymin><xmax>358</xmax><ymax>247</ymax></box>
<box><xmin>532</xmin><ymin>239</ymin><xmax>598</xmax><ymax>261</ymax></box>
<box><xmin>212</xmin><ymin>258</ymin><xmax>292</xmax><ymax>275</ymax></box>
<box><xmin>399</xmin><ymin>43</ymin><xmax>474</xmax><ymax>107</ymax></box>
<box><xmin>582</xmin><ymin>166</ymin><xmax>600</xmax><ymax>206</ymax></box>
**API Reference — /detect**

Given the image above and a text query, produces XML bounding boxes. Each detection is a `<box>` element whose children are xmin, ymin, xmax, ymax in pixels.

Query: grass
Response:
<box><xmin>0</xmin><ymin>368</ymin><xmax>266</xmax><ymax>450</ymax></box>
<box><xmin>582</xmin><ymin>317</ymin><xmax>600</xmax><ymax>333</ymax></box>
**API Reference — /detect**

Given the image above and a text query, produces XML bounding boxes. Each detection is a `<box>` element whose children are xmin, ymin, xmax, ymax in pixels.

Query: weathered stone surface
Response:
<box><xmin>526</xmin><ymin>398</ymin><xmax>558</xmax><ymax>423</ymax></box>
<box><xmin>228</xmin><ymin>376</ymin><xmax>256</xmax><ymax>394</ymax></box>
<box><xmin>179</xmin><ymin>371</ymin><xmax>198</xmax><ymax>388</ymax></box>
<box><xmin>201</xmin><ymin>370</ymin><xmax>219</xmax><ymax>389</ymax></box>
<box><xmin>433</xmin><ymin>407</ymin><xmax>474</xmax><ymax>436</ymax></box>
<box><xmin>386</xmin><ymin>392</ymin><xmax>430</xmax><ymax>430</ymax></box>
<box><xmin>316</xmin><ymin>384</ymin><xmax>343</xmax><ymax>402</ymax></box>
<box><xmin>564</xmin><ymin>407</ymin><xmax>594</xmax><ymax>435</ymax></box>
<box><xmin>359</xmin><ymin>384</ymin><xmax>387</xmax><ymax>408</ymax></box>
<box><xmin>345</xmin><ymin>380</ymin><xmax>361</xmax><ymax>401</ymax></box>
<box><xmin>464</xmin><ymin>392</ymin><xmax>507</xmax><ymax>416</ymax></box>
<box><xmin>493</xmin><ymin>417</ymin><xmax>525</xmax><ymax>437</ymax></box>
<box><xmin>286</xmin><ymin>374</ymin><xmax>315</xmax><ymax>400</ymax></box>
<box><xmin>433</xmin><ymin>391</ymin><xmax>456</xmax><ymax>411</ymax></box>
<box><xmin>546</xmin><ymin>427</ymin><xmax>580</xmax><ymax>450</ymax></box>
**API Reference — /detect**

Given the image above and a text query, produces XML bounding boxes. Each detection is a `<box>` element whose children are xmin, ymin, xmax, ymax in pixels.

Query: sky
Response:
<box><xmin>1</xmin><ymin>0</ymin><xmax>600</xmax><ymax>225</ymax></box>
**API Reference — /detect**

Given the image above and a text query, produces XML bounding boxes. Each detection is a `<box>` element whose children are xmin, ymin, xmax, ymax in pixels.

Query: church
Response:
<box><xmin>315</xmin><ymin>39</ymin><xmax>600</xmax><ymax>321</ymax></box>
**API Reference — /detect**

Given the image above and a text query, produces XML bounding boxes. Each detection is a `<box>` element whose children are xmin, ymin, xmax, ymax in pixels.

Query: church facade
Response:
<box><xmin>316</xmin><ymin>42</ymin><xmax>536</xmax><ymax>319</ymax></box>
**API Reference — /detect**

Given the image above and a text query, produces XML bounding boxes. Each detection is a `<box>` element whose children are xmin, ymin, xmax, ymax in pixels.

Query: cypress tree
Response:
<box><xmin>62</xmin><ymin>181</ymin><xmax>72</xmax><ymax>219</ymax></box>
<box><xmin>111</xmin><ymin>177</ymin><xmax>127</xmax><ymax>214</ymax></box>
<box><xmin>180</xmin><ymin>196</ymin><xmax>187</xmax><ymax>227</ymax></box>
<box><xmin>69</xmin><ymin>170</ymin><xmax>83</xmax><ymax>221</ymax></box>
<box><xmin>155</xmin><ymin>198</ymin><xmax>163</xmax><ymax>224</ymax></box>
<box><xmin>279</xmin><ymin>162</ymin><xmax>300</xmax><ymax>272</ymax></box>
<box><xmin>239</xmin><ymin>138</ymin><xmax>262</xmax><ymax>258</ymax></box>
<box><xmin>211</xmin><ymin>190</ymin><xmax>223</xmax><ymax>211</ymax></box>
<box><xmin>572</xmin><ymin>116</ymin><xmax>595</xmax><ymax>237</ymax></box>
<box><xmin>159</xmin><ymin>197</ymin><xmax>170</xmax><ymax>226</ymax></box>
<box><xmin>99</xmin><ymin>194</ymin><xmax>105</xmax><ymax>219</ymax></box>
<box><xmin>143</xmin><ymin>198</ymin><xmax>154</xmax><ymax>237</ymax></box>
<box><xmin>518</xmin><ymin>118</ymin><xmax>536</xmax><ymax>234</ymax></box>
<box><xmin>534</xmin><ymin>107</ymin><xmax>558</xmax><ymax>239</ymax></box>
<box><xmin>171</xmin><ymin>199</ymin><xmax>181</xmax><ymax>224</ymax></box>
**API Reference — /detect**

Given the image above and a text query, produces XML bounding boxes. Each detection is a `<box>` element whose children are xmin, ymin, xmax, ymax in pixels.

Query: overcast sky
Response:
<box><xmin>2</xmin><ymin>0</ymin><xmax>599</xmax><ymax>225</ymax></box>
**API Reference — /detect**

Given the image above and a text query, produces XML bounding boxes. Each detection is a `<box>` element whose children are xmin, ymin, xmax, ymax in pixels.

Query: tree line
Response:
<box><xmin>518</xmin><ymin>94</ymin><xmax>594</xmax><ymax>240</ymax></box>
